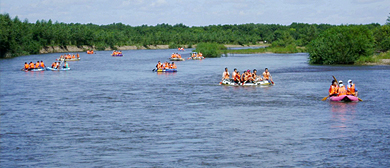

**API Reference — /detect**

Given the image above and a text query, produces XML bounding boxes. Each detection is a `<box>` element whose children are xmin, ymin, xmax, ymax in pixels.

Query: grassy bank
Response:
<box><xmin>355</xmin><ymin>51</ymin><xmax>390</xmax><ymax>65</ymax></box>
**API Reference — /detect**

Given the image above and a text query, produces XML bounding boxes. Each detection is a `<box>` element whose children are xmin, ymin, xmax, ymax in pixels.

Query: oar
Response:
<box><xmin>358</xmin><ymin>97</ymin><xmax>363</xmax><ymax>101</ymax></box>
<box><xmin>321</xmin><ymin>95</ymin><xmax>329</xmax><ymax>101</ymax></box>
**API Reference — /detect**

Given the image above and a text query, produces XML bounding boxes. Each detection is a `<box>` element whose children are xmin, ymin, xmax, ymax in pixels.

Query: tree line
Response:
<box><xmin>1</xmin><ymin>13</ymin><xmax>389</xmax><ymax>64</ymax></box>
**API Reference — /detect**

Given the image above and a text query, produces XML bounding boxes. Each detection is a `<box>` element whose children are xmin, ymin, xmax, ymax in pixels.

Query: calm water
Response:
<box><xmin>1</xmin><ymin>49</ymin><xmax>389</xmax><ymax>167</ymax></box>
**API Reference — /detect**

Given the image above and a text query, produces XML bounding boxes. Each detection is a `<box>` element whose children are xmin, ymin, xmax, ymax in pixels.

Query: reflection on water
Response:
<box><xmin>330</xmin><ymin>102</ymin><xmax>357</xmax><ymax>130</ymax></box>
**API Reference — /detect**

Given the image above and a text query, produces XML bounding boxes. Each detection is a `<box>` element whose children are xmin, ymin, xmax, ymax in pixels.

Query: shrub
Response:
<box><xmin>308</xmin><ymin>25</ymin><xmax>375</xmax><ymax>64</ymax></box>
<box><xmin>195</xmin><ymin>42</ymin><xmax>227</xmax><ymax>58</ymax></box>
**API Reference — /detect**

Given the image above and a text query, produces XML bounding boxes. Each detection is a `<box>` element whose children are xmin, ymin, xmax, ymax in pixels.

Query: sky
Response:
<box><xmin>1</xmin><ymin>0</ymin><xmax>389</xmax><ymax>26</ymax></box>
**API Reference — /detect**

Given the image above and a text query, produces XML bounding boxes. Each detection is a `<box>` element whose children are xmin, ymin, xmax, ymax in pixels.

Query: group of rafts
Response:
<box><xmin>22</xmin><ymin>60</ymin><xmax>70</xmax><ymax>71</ymax></box>
<box><xmin>322</xmin><ymin>76</ymin><xmax>362</xmax><ymax>102</ymax></box>
<box><xmin>220</xmin><ymin>67</ymin><xmax>275</xmax><ymax>86</ymax></box>
<box><xmin>22</xmin><ymin>53</ymin><xmax>79</xmax><ymax>71</ymax></box>
<box><xmin>169</xmin><ymin>52</ymin><xmax>205</xmax><ymax>61</ymax></box>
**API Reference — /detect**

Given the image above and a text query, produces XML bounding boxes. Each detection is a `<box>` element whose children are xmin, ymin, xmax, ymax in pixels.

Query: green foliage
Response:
<box><xmin>355</xmin><ymin>51</ymin><xmax>390</xmax><ymax>64</ymax></box>
<box><xmin>195</xmin><ymin>42</ymin><xmax>227</xmax><ymax>58</ymax></box>
<box><xmin>308</xmin><ymin>25</ymin><xmax>375</xmax><ymax>64</ymax></box>
<box><xmin>373</xmin><ymin>25</ymin><xmax>390</xmax><ymax>52</ymax></box>
<box><xmin>168</xmin><ymin>43</ymin><xmax>179</xmax><ymax>49</ymax></box>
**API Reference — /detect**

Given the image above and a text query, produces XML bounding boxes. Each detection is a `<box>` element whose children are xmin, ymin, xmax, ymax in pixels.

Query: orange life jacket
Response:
<box><xmin>72</xmin><ymin>55</ymin><xmax>75</xmax><ymax>59</ymax></box>
<box><xmin>29</xmin><ymin>63</ymin><xmax>34</xmax><ymax>68</ymax></box>
<box><xmin>24</xmin><ymin>64</ymin><xmax>29</xmax><ymax>69</ymax></box>
<box><xmin>171</xmin><ymin>64</ymin><xmax>177</xmax><ymax>69</ymax></box>
<box><xmin>338</xmin><ymin>86</ymin><xmax>347</xmax><ymax>96</ymax></box>
<box><xmin>234</xmin><ymin>74</ymin><xmax>240</xmax><ymax>81</ymax></box>
<box><xmin>77</xmin><ymin>53</ymin><xmax>80</xmax><ymax>58</ymax></box>
<box><xmin>329</xmin><ymin>85</ymin><xmax>338</xmax><ymax>95</ymax></box>
<box><xmin>263</xmin><ymin>72</ymin><xmax>270</xmax><ymax>80</ymax></box>
<box><xmin>223</xmin><ymin>71</ymin><xmax>230</xmax><ymax>79</ymax></box>
<box><xmin>40</xmin><ymin>62</ymin><xmax>45</xmax><ymax>68</ymax></box>
<box><xmin>347</xmin><ymin>84</ymin><xmax>356</xmax><ymax>95</ymax></box>
<box><xmin>35</xmin><ymin>63</ymin><xmax>40</xmax><ymax>69</ymax></box>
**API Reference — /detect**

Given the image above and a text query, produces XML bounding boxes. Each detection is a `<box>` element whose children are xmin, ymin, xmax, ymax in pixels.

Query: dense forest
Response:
<box><xmin>1</xmin><ymin>13</ymin><xmax>389</xmax><ymax>64</ymax></box>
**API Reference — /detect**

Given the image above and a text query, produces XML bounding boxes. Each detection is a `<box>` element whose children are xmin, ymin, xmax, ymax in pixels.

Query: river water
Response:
<box><xmin>1</xmin><ymin>49</ymin><xmax>389</xmax><ymax>167</ymax></box>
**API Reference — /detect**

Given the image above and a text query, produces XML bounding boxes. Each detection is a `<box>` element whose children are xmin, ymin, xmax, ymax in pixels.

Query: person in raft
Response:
<box><xmin>347</xmin><ymin>80</ymin><xmax>358</xmax><ymax>97</ymax></box>
<box><xmin>40</xmin><ymin>61</ymin><xmax>45</xmax><ymax>68</ymax></box>
<box><xmin>232</xmin><ymin>68</ymin><xmax>237</xmax><ymax>79</ymax></box>
<box><xmin>63</xmin><ymin>61</ymin><xmax>69</xmax><ymax>69</ymax></box>
<box><xmin>262</xmin><ymin>68</ymin><xmax>273</xmax><ymax>83</ymax></box>
<box><xmin>337</xmin><ymin>81</ymin><xmax>347</xmax><ymax>96</ymax></box>
<box><xmin>222</xmin><ymin>67</ymin><xmax>230</xmax><ymax>81</ymax></box>
<box><xmin>170</xmin><ymin>62</ymin><xmax>177</xmax><ymax>69</ymax></box>
<box><xmin>329</xmin><ymin>80</ymin><xmax>339</xmax><ymax>97</ymax></box>
<box><xmin>156</xmin><ymin>61</ymin><xmax>163</xmax><ymax>70</ymax></box>
<box><xmin>233</xmin><ymin>71</ymin><xmax>241</xmax><ymax>84</ymax></box>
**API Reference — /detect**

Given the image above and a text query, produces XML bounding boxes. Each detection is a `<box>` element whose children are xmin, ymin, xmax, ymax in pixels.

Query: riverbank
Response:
<box><xmin>38</xmin><ymin>44</ymin><xmax>270</xmax><ymax>54</ymax></box>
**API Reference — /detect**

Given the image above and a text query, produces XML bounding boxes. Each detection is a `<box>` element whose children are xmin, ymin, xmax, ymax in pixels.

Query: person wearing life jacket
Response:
<box><xmin>29</xmin><ymin>62</ymin><xmax>35</xmax><ymax>69</ymax></box>
<box><xmin>56</xmin><ymin>62</ymin><xmax>61</xmax><ymax>69</ymax></box>
<box><xmin>263</xmin><ymin>68</ymin><xmax>273</xmax><ymax>83</ymax></box>
<box><xmin>164</xmin><ymin>62</ymin><xmax>170</xmax><ymax>69</ymax></box>
<box><xmin>232</xmin><ymin>68</ymin><xmax>237</xmax><ymax>79</ymax></box>
<box><xmin>35</xmin><ymin>61</ymin><xmax>41</xmax><ymax>69</ymax></box>
<box><xmin>233</xmin><ymin>71</ymin><xmax>241</xmax><ymax>84</ymax></box>
<box><xmin>347</xmin><ymin>79</ymin><xmax>358</xmax><ymax>96</ymax></box>
<box><xmin>170</xmin><ymin>62</ymin><xmax>177</xmax><ymax>69</ymax></box>
<box><xmin>198</xmin><ymin>52</ymin><xmax>203</xmax><ymax>58</ymax></box>
<box><xmin>171</xmin><ymin>53</ymin><xmax>175</xmax><ymax>58</ymax></box>
<box><xmin>222</xmin><ymin>67</ymin><xmax>230</xmax><ymax>81</ymax></box>
<box><xmin>40</xmin><ymin>61</ymin><xmax>45</xmax><ymax>68</ymax></box>
<box><xmin>244</xmin><ymin>69</ymin><xmax>254</xmax><ymax>83</ymax></box>
<box><xmin>72</xmin><ymin>54</ymin><xmax>76</xmax><ymax>59</ymax></box>
<box><xmin>156</xmin><ymin>61</ymin><xmax>163</xmax><ymax>70</ymax></box>
<box><xmin>24</xmin><ymin>62</ymin><xmax>29</xmax><ymax>70</ymax></box>
<box><xmin>338</xmin><ymin>81</ymin><xmax>347</xmax><ymax>96</ymax></box>
<box><xmin>329</xmin><ymin>80</ymin><xmax>339</xmax><ymax>97</ymax></box>
<box><xmin>252</xmin><ymin>69</ymin><xmax>259</xmax><ymax>82</ymax></box>
<box><xmin>77</xmin><ymin>53</ymin><xmax>80</xmax><ymax>59</ymax></box>
<box><xmin>51</xmin><ymin>62</ymin><xmax>56</xmax><ymax>68</ymax></box>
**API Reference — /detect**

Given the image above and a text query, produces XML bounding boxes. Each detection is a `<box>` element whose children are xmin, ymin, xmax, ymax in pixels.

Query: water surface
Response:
<box><xmin>1</xmin><ymin>49</ymin><xmax>389</xmax><ymax>167</ymax></box>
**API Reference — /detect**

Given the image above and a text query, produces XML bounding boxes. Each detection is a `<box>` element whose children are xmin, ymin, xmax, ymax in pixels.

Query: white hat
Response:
<box><xmin>339</xmin><ymin>84</ymin><xmax>344</xmax><ymax>87</ymax></box>
<box><xmin>339</xmin><ymin>80</ymin><xmax>343</xmax><ymax>83</ymax></box>
<box><xmin>348</xmin><ymin>80</ymin><xmax>352</xmax><ymax>83</ymax></box>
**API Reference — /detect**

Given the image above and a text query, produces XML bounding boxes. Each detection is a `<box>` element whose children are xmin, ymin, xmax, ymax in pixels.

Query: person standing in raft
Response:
<box><xmin>232</xmin><ymin>68</ymin><xmax>237</xmax><ymax>79</ymax></box>
<box><xmin>337</xmin><ymin>81</ymin><xmax>347</xmax><ymax>96</ymax></box>
<box><xmin>329</xmin><ymin>80</ymin><xmax>339</xmax><ymax>97</ymax></box>
<box><xmin>222</xmin><ymin>67</ymin><xmax>230</xmax><ymax>81</ymax></box>
<box><xmin>347</xmin><ymin>80</ymin><xmax>358</xmax><ymax>97</ymax></box>
<box><xmin>262</xmin><ymin>68</ymin><xmax>274</xmax><ymax>83</ymax></box>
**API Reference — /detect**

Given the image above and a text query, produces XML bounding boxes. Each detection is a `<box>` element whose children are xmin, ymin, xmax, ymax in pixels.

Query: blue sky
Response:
<box><xmin>1</xmin><ymin>0</ymin><xmax>389</xmax><ymax>26</ymax></box>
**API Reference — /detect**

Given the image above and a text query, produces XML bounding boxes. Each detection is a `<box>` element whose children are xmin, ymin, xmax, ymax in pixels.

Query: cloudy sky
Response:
<box><xmin>1</xmin><ymin>0</ymin><xmax>389</xmax><ymax>26</ymax></box>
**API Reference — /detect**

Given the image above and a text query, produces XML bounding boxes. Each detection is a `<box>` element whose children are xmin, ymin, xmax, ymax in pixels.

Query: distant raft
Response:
<box><xmin>220</xmin><ymin>79</ymin><xmax>274</xmax><ymax>86</ymax></box>
<box><xmin>152</xmin><ymin>69</ymin><xmax>177</xmax><ymax>72</ymax></box>
<box><xmin>46</xmin><ymin>67</ymin><xmax>71</xmax><ymax>71</ymax></box>
<box><xmin>112</xmin><ymin>54</ymin><xmax>123</xmax><ymax>57</ymax></box>
<box><xmin>169</xmin><ymin>57</ymin><xmax>185</xmax><ymax>61</ymax></box>
<box><xmin>58</xmin><ymin>58</ymin><xmax>80</xmax><ymax>61</ymax></box>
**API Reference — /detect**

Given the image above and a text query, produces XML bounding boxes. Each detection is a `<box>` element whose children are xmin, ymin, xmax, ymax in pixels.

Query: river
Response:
<box><xmin>1</xmin><ymin>49</ymin><xmax>389</xmax><ymax>167</ymax></box>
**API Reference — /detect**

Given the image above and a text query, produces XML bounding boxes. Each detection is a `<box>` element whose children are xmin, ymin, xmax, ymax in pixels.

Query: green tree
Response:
<box><xmin>308</xmin><ymin>25</ymin><xmax>375</xmax><ymax>64</ymax></box>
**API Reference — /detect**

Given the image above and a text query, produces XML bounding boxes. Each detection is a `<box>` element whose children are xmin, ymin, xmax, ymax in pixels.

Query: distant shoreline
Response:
<box><xmin>39</xmin><ymin>44</ymin><xmax>269</xmax><ymax>54</ymax></box>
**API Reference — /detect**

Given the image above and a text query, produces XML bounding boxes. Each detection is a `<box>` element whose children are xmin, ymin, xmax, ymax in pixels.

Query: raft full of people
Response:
<box><xmin>220</xmin><ymin>67</ymin><xmax>274</xmax><ymax>86</ymax></box>
<box><xmin>58</xmin><ymin>53</ymin><xmax>80</xmax><ymax>61</ymax></box>
<box><xmin>112</xmin><ymin>50</ymin><xmax>123</xmax><ymax>57</ymax></box>
<box><xmin>170</xmin><ymin>53</ymin><xmax>184</xmax><ymax>61</ymax></box>
<box><xmin>324</xmin><ymin>78</ymin><xmax>361</xmax><ymax>102</ymax></box>
<box><xmin>188</xmin><ymin>52</ymin><xmax>204</xmax><ymax>60</ymax></box>
<box><xmin>153</xmin><ymin>61</ymin><xmax>177</xmax><ymax>72</ymax></box>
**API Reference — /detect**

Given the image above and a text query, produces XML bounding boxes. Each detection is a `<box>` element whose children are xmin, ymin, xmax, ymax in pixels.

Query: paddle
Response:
<box><xmin>321</xmin><ymin>95</ymin><xmax>329</xmax><ymax>101</ymax></box>
<box><xmin>333</xmin><ymin>75</ymin><xmax>363</xmax><ymax>101</ymax></box>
